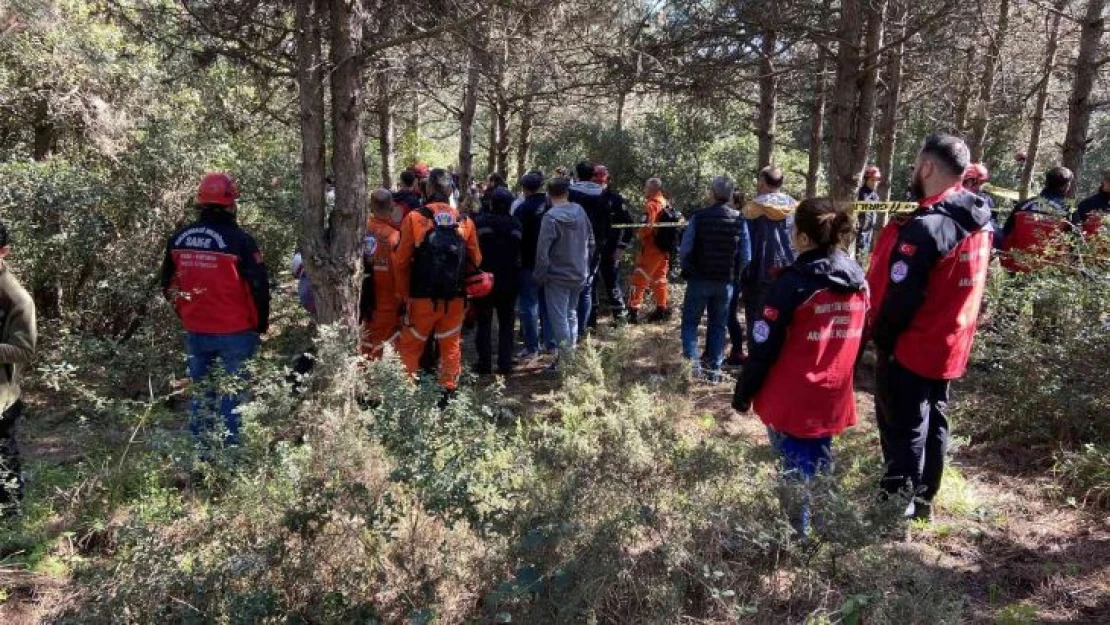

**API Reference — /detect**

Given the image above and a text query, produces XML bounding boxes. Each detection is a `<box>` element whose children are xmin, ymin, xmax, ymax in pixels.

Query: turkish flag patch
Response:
<box><xmin>763</xmin><ymin>306</ymin><xmax>779</xmax><ymax>321</ymax></box>
<box><xmin>898</xmin><ymin>242</ymin><xmax>917</xmax><ymax>256</ymax></box>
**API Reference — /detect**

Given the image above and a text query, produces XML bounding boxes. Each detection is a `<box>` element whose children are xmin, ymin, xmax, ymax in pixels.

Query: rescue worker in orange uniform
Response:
<box><xmin>393</xmin><ymin>169</ymin><xmax>482</xmax><ymax>391</ymax></box>
<box><xmin>628</xmin><ymin>178</ymin><xmax>672</xmax><ymax>323</ymax></box>
<box><xmin>361</xmin><ymin>189</ymin><xmax>402</xmax><ymax>360</ymax></box>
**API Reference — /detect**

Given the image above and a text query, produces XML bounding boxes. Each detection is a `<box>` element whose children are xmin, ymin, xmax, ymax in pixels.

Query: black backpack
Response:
<box><xmin>410</xmin><ymin>207</ymin><xmax>467</xmax><ymax>300</ymax></box>
<box><xmin>653</xmin><ymin>203</ymin><xmax>681</xmax><ymax>252</ymax></box>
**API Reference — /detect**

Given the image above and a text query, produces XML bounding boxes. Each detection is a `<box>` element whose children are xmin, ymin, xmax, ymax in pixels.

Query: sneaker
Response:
<box><xmin>515</xmin><ymin>348</ymin><xmax>539</xmax><ymax>361</ymax></box>
<box><xmin>910</xmin><ymin>499</ymin><xmax>933</xmax><ymax>523</ymax></box>
<box><xmin>646</xmin><ymin>307</ymin><xmax>672</xmax><ymax>323</ymax></box>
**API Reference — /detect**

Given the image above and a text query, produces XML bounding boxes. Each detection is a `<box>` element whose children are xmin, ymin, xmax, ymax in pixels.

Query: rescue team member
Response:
<box><xmin>589</xmin><ymin>165</ymin><xmax>634</xmax><ymax>326</ymax></box>
<box><xmin>1073</xmin><ymin>168</ymin><xmax>1110</xmax><ymax>237</ymax></box>
<box><xmin>534</xmin><ymin>177</ymin><xmax>594</xmax><ymax>369</ymax></box>
<box><xmin>628</xmin><ymin>178</ymin><xmax>673</xmax><ymax>324</ymax></box>
<box><xmin>1000</xmin><ymin>166</ymin><xmax>1073</xmax><ymax>273</ymax></box>
<box><xmin>0</xmin><ymin>221</ymin><xmax>36</xmax><ymax>516</ymax></box>
<box><xmin>161</xmin><ymin>172</ymin><xmax>271</xmax><ymax>446</ymax></box>
<box><xmin>472</xmin><ymin>188</ymin><xmax>523</xmax><ymax>375</ymax></box>
<box><xmin>361</xmin><ymin>189</ymin><xmax>402</xmax><ymax>360</ymax></box>
<box><xmin>394</xmin><ymin>169</ymin><xmax>482</xmax><ymax>392</ymax></box>
<box><xmin>856</xmin><ymin>165</ymin><xmax>881</xmax><ymax>257</ymax></box>
<box><xmin>732</xmin><ymin>198</ymin><xmax>867</xmax><ymax>535</ymax></box>
<box><xmin>868</xmin><ymin>134</ymin><xmax>992</xmax><ymax>522</ymax></box>
<box><xmin>962</xmin><ymin>163</ymin><xmax>1000</xmax><ymax>248</ymax></box>
<box><xmin>514</xmin><ymin>172</ymin><xmax>552</xmax><ymax>357</ymax></box>
<box><xmin>569</xmin><ymin>161</ymin><xmax>613</xmax><ymax>337</ymax></box>
<box><xmin>392</xmin><ymin>169</ymin><xmax>423</xmax><ymax>227</ymax></box>
<box><xmin>679</xmin><ymin>176</ymin><xmax>746</xmax><ymax>383</ymax></box>
<box><xmin>741</xmin><ymin>167</ymin><xmax>798</xmax><ymax>339</ymax></box>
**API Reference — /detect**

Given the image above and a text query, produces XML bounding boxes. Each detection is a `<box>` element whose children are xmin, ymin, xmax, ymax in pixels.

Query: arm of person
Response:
<box><xmin>871</xmin><ymin>220</ymin><xmax>941</xmax><ymax>353</ymax></box>
<box><xmin>738</xmin><ymin>219</ymin><xmax>752</xmax><ymax>273</ymax></box>
<box><xmin>733</xmin><ymin>274</ymin><xmax>798</xmax><ymax>411</ymax></box>
<box><xmin>0</xmin><ymin>288</ymin><xmax>36</xmax><ymax>365</ymax></box>
<box><xmin>392</xmin><ymin>215</ymin><xmax>416</xmax><ymax>300</ymax></box>
<box><xmin>465</xmin><ymin>216</ymin><xmax>483</xmax><ymax>270</ymax></box>
<box><xmin>638</xmin><ymin>198</ymin><xmax>659</xmax><ymax>246</ymax></box>
<box><xmin>533</xmin><ymin>216</ymin><xmax>555</xmax><ymax>285</ymax></box>
<box><xmin>678</xmin><ymin>215</ymin><xmax>697</xmax><ymax>275</ymax></box>
<box><xmin>616</xmin><ymin>197</ymin><xmax>635</xmax><ymax>248</ymax></box>
<box><xmin>239</xmin><ymin>234</ymin><xmax>271</xmax><ymax>335</ymax></box>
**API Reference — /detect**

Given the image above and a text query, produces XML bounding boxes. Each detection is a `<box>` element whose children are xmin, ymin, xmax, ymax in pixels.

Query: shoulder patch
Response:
<box><xmin>434</xmin><ymin>212</ymin><xmax>457</xmax><ymax>227</ymax></box>
<box><xmin>898</xmin><ymin>242</ymin><xmax>917</xmax><ymax>256</ymax></box>
<box><xmin>762</xmin><ymin>306</ymin><xmax>779</xmax><ymax>322</ymax></box>
<box><xmin>891</xmin><ymin>260</ymin><xmax>909</xmax><ymax>283</ymax></box>
<box><xmin>753</xmin><ymin>320</ymin><xmax>771</xmax><ymax>343</ymax></box>
<box><xmin>364</xmin><ymin>235</ymin><xmax>378</xmax><ymax>256</ymax></box>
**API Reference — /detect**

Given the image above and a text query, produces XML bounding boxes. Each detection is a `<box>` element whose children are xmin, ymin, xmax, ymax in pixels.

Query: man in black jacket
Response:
<box><xmin>569</xmin><ymin>161</ymin><xmax>611</xmax><ymax>337</ymax></box>
<box><xmin>514</xmin><ymin>172</ymin><xmax>550</xmax><ymax>356</ymax></box>
<box><xmin>473</xmin><ymin>188</ymin><xmax>523</xmax><ymax>374</ymax></box>
<box><xmin>1073</xmin><ymin>168</ymin><xmax>1110</xmax><ymax>236</ymax></box>
<box><xmin>588</xmin><ymin>165</ymin><xmax>634</xmax><ymax>326</ymax></box>
<box><xmin>161</xmin><ymin>172</ymin><xmax>270</xmax><ymax>447</ymax></box>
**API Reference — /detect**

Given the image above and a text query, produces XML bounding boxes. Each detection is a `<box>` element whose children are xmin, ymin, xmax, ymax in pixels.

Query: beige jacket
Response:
<box><xmin>0</xmin><ymin>265</ymin><xmax>36</xmax><ymax>413</ymax></box>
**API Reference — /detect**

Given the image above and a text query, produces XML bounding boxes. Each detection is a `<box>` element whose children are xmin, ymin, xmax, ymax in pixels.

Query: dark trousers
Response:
<box><xmin>743</xmin><ymin>281</ymin><xmax>770</xmax><ymax>336</ymax></box>
<box><xmin>875</xmin><ymin>353</ymin><xmax>950</xmax><ymax>502</ymax></box>
<box><xmin>1</xmin><ymin>400</ymin><xmax>25</xmax><ymax>511</ymax></box>
<box><xmin>593</xmin><ymin>249</ymin><xmax>626</xmax><ymax>323</ymax></box>
<box><xmin>475</xmin><ymin>290</ymin><xmax>518</xmax><ymax>373</ymax></box>
<box><xmin>727</xmin><ymin>282</ymin><xmax>744</xmax><ymax>354</ymax></box>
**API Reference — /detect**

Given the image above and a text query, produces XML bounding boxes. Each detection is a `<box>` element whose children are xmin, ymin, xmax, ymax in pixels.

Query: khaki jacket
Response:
<box><xmin>0</xmin><ymin>265</ymin><xmax>36</xmax><ymax>413</ymax></box>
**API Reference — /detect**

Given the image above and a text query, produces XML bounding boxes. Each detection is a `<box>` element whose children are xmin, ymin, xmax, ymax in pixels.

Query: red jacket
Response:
<box><xmin>734</xmin><ymin>249</ymin><xmax>868</xmax><ymax>439</ymax></box>
<box><xmin>870</xmin><ymin>189</ymin><xmax>991</xmax><ymax>380</ymax></box>
<box><xmin>1001</xmin><ymin>195</ymin><xmax>1071</xmax><ymax>273</ymax></box>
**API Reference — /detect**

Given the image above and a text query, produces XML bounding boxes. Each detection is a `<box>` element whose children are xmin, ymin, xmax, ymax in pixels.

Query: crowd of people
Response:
<box><xmin>2</xmin><ymin>131</ymin><xmax>1108</xmax><ymax>533</ymax></box>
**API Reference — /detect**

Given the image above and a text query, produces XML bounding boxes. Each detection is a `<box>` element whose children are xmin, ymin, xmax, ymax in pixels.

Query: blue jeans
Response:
<box><xmin>768</xmin><ymin>428</ymin><xmax>833</xmax><ymax>536</ymax></box>
<box><xmin>576</xmin><ymin>266</ymin><xmax>599</xmax><ymax>337</ymax></box>
<box><xmin>186</xmin><ymin>331</ymin><xmax>259</xmax><ymax>446</ymax></box>
<box><xmin>544</xmin><ymin>282</ymin><xmax>582</xmax><ymax>352</ymax></box>
<box><xmin>518</xmin><ymin>268</ymin><xmax>546</xmax><ymax>353</ymax></box>
<box><xmin>681</xmin><ymin>278</ymin><xmax>732</xmax><ymax>372</ymax></box>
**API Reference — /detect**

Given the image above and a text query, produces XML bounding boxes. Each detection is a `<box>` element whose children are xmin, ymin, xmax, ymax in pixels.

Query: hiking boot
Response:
<box><xmin>646</xmin><ymin>307</ymin><xmax>672</xmax><ymax>323</ymax></box>
<box><xmin>910</xmin><ymin>499</ymin><xmax>933</xmax><ymax>523</ymax></box>
<box><xmin>627</xmin><ymin>309</ymin><xmax>640</xmax><ymax>325</ymax></box>
<box><xmin>725</xmin><ymin>350</ymin><xmax>747</xmax><ymax>367</ymax></box>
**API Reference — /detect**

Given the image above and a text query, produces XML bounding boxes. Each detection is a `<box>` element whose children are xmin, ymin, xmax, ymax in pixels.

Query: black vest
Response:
<box><xmin>691</xmin><ymin>204</ymin><xmax>744</xmax><ymax>282</ymax></box>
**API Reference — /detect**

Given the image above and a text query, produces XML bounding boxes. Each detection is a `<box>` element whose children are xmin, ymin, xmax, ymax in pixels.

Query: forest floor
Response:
<box><xmin>2</xmin><ymin>309</ymin><xmax>1109</xmax><ymax>623</ymax></box>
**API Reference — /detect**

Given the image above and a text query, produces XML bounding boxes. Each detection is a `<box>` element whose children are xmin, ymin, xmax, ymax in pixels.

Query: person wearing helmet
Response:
<box><xmin>589</xmin><ymin>164</ymin><xmax>633</xmax><ymax>326</ymax></box>
<box><xmin>361</xmin><ymin>189</ymin><xmax>402</xmax><ymax>361</ymax></box>
<box><xmin>856</xmin><ymin>166</ymin><xmax>881</xmax><ymax>258</ymax></box>
<box><xmin>1001</xmin><ymin>167</ymin><xmax>1074</xmax><ymax>273</ymax></box>
<box><xmin>0</xmin><ymin>220</ymin><xmax>36</xmax><ymax>516</ymax></box>
<box><xmin>160</xmin><ymin>172</ymin><xmax>271</xmax><ymax>447</ymax></box>
<box><xmin>471</xmin><ymin>187</ymin><xmax>523</xmax><ymax>374</ymax></box>
<box><xmin>962</xmin><ymin>163</ymin><xmax>1000</xmax><ymax>248</ymax></box>
<box><xmin>393</xmin><ymin>168</ymin><xmax>482</xmax><ymax>393</ymax></box>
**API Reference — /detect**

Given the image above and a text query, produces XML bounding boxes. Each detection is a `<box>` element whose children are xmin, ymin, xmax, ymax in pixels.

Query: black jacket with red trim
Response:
<box><xmin>871</xmin><ymin>189</ymin><xmax>991</xmax><ymax>380</ymax></box>
<box><xmin>160</xmin><ymin>208</ymin><xmax>271</xmax><ymax>335</ymax></box>
<box><xmin>734</xmin><ymin>248</ymin><xmax>868</xmax><ymax>417</ymax></box>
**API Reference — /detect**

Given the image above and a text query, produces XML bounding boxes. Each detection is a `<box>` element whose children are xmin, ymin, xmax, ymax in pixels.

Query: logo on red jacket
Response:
<box><xmin>752</xmin><ymin>320</ymin><xmax>771</xmax><ymax>343</ymax></box>
<box><xmin>891</xmin><ymin>260</ymin><xmax>909</xmax><ymax>283</ymax></box>
<box><xmin>898</xmin><ymin>242</ymin><xmax>917</xmax><ymax>256</ymax></box>
<box><xmin>762</xmin><ymin>306</ymin><xmax>779</xmax><ymax>321</ymax></box>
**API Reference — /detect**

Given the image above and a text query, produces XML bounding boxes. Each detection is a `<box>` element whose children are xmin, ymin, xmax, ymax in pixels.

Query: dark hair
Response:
<box><xmin>920</xmin><ymin>134</ymin><xmax>970</xmax><ymax>177</ymax></box>
<box><xmin>520</xmin><ymin>172</ymin><xmax>544</xmax><ymax>192</ymax></box>
<box><xmin>574</xmin><ymin>161</ymin><xmax>594</xmax><ymax>182</ymax></box>
<box><xmin>426</xmin><ymin>168</ymin><xmax>452</xmax><ymax>200</ymax></box>
<box><xmin>794</xmin><ymin>198</ymin><xmax>853</xmax><ymax>252</ymax></box>
<box><xmin>490</xmin><ymin>188</ymin><xmax>515</xmax><ymax>214</ymax></box>
<box><xmin>1045</xmin><ymin>166</ymin><xmax>1074</xmax><ymax>194</ymax></box>
<box><xmin>0</xmin><ymin>221</ymin><xmax>9</xmax><ymax>248</ymax></box>
<box><xmin>759</xmin><ymin>166</ymin><xmax>784</xmax><ymax>188</ymax></box>
<box><xmin>400</xmin><ymin>170</ymin><xmax>416</xmax><ymax>186</ymax></box>
<box><xmin>548</xmin><ymin>177</ymin><xmax>571</xmax><ymax>198</ymax></box>
<box><xmin>731</xmin><ymin>190</ymin><xmax>746</xmax><ymax>207</ymax></box>
<box><xmin>487</xmin><ymin>172</ymin><xmax>506</xmax><ymax>188</ymax></box>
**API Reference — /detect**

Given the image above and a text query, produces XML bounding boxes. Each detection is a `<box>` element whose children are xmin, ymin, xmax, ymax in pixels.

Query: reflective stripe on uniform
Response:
<box><xmin>436</xmin><ymin>324</ymin><xmax>463</xmax><ymax>339</ymax></box>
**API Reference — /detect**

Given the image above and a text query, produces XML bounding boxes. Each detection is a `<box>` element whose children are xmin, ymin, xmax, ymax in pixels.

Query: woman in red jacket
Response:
<box><xmin>732</xmin><ymin>198</ymin><xmax>868</xmax><ymax>535</ymax></box>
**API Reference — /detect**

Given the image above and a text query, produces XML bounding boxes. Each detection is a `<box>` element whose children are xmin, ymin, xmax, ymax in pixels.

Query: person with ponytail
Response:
<box><xmin>732</xmin><ymin>198</ymin><xmax>868</xmax><ymax>535</ymax></box>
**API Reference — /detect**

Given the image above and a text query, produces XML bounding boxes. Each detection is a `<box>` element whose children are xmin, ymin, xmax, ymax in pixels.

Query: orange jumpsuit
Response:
<box><xmin>629</xmin><ymin>192</ymin><xmax>670</xmax><ymax>311</ymax></box>
<box><xmin>393</xmin><ymin>202</ymin><xmax>482</xmax><ymax>389</ymax></box>
<box><xmin>362</xmin><ymin>217</ymin><xmax>402</xmax><ymax>360</ymax></box>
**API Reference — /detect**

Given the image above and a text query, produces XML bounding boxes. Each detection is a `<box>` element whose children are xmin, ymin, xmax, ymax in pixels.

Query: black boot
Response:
<box><xmin>646</xmin><ymin>307</ymin><xmax>672</xmax><ymax>323</ymax></box>
<box><xmin>627</xmin><ymin>309</ymin><xmax>640</xmax><ymax>325</ymax></box>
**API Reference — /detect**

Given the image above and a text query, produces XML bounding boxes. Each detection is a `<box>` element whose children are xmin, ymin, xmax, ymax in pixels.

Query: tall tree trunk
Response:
<box><xmin>295</xmin><ymin>0</ymin><xmax>329</xmax><ymax>322</ymax></box>
<box><xmin>457</xmin><ymin>36</ymin><xmax>482</xmax><ymax>199</ymax></box>
<box><xmin>376</xmin><ymin>68</ymin><xmax>394</xmax><ymax>188</ymax></box>
<box><xmin>953</xmin><ymin>47</ymin><xmax>977</xmax><ymax>134</ymax></box>
<box><xmin>805</xmin><ymin>50</ymin><xmax>828</xmax><ymax>198</ymax></box>
<box><xmin>875</xmin><ymin>0</ymin><xmax>906</xmax><ymax>201</ymax></box>
<box><xmin>1020</xmin><ymin>1</ymin><xmax>1067</xmax><ymax>199</ymax></box>
<box><xmin>969</xmin><ymin>0</ymin><xmax>1011</xmax><ymax>161</ymax></box>
<box><xmin>485</xmin><ymin>110</ymin><xmax>497</xmax><ymax>176</ymax></box>
<box><xmin>495</xmin><ymin>91</ymin><xmax>511</xmax><ymax>176</ymax></box>
<box><xmin>828</xmin><ymin>0</ymin><xmax>864</xmax><ymax>200</ymax></box>
<box><xmin>850</xmin><ymin>3</ymin><xmax>885</xmax><ymax>171</ymax></box>
<box><xmin>1062</xmin><ymin>0</ymin><xmax>1106</xmax><ymax>193</ymax></box>
<box><xmin>756</xmin><ymin>29</ymin><xmax>778</xmax><ymax>169</ymax></box>
<box><xmin>517</xmin><ymin>88</ymin><xmax>535</xmax><ymax>181</ymax></box>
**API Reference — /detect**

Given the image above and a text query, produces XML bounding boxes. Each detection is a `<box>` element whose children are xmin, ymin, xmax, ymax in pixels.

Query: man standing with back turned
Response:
<box><xmin>868</xmin><ymin>134</ymin><xmax>992</xmax><ymax>522</ymax></box>
<box><xmin>0</xmin><ymin>221</ymin><xmax>36</xmax><ymax>517</ymax></box>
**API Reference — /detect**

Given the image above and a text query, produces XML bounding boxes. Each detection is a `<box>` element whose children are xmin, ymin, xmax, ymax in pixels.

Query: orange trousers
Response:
<box><xmin>397</xmin><ymin>298</ymin><xmax>466</xmax><ymax>389</ymax></box>
<box><xmin>629</xmin><ymin>249</ymin><xmax>669</xmax><ymax>310</ymax></box>
<box><xmin>361</xmin><ymin>302</ymin><xmax>401</xmax><ymax>360</ymax></box>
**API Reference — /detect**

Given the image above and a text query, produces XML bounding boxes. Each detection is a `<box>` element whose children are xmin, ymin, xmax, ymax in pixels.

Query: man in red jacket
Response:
<box><xmin>867</xmin><ymin>134</ymin><xmax>992</xmax><ymax>522</ymax></box>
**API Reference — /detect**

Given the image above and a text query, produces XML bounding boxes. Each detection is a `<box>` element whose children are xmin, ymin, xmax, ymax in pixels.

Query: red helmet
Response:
<box><xmin>863</xmin><ymin>165</ymin><xmax>882</xmax><ymax>181</ymax></box>
<box><xmin>593</xmin><ymin>164</ymin><xmax>610</xmax><ymax>183</ymax></box>
<box><xmin>412</xmin><ymin>162</ymin><xmax>430</xmax><ymax>178</ymax></box>
<box><xmin>196</xmin><ymin>172</ymin><xmax>240</xmax><ymax>207</ymax></box>
<box><xmin>464</xmin><ymin>272</ymin><xmax>494</xmax><ymax>299</ymax></box>
<box><xmin>963</xmin><ymin>163</ymin><xmax>990</xmax><ymax>182</ymax></box>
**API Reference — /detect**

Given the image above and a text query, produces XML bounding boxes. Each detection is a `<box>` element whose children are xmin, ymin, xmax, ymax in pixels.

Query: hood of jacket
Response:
<box><xmin>936</xmin><ymin>189</ymin><xmax>992</xmax><ymax>231</ymax></box>
<box><xmin>569</xmin><ymin>181</ymin><xmax>604</xmax><ymax>197</ymax></box>
<box><xmin>743</xmin><ymin>192</ymin><xmax>797</xmax><ymax>221</ymax></box>
<box><xmin>546</xmin><ymin>201</ymin><xmax>586</xmax><ymax>223</ymax></box>
<box><xmin>794</xmin><ymin>249</ymin><xmax>867</xmax><ymax>293</ymax></box>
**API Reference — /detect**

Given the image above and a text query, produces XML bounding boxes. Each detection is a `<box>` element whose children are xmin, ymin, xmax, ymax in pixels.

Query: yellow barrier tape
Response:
<box><xmin>850</xmin><ymin>201</ymin><xmax>918</xmax><ymax>214</ymax></box>
<box><xmin>611</xmin><ymin>221</ymin><xmax>687</xmax><ymax>229</ymax></box>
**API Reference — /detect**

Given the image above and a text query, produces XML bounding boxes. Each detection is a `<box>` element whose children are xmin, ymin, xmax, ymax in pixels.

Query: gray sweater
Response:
<box><xmin>0</xmin><ymin>265</ymin><xmax>36</xmax><ymax>413</ymax></box>
<box><xmin>534</xmin><ymin>201</ymin><xmax>595</xmax><ymax>288</ymax></box>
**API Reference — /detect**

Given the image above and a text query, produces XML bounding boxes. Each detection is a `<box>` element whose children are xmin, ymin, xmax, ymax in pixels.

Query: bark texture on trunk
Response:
<box><xmin>495</xmin><ymin>90</ymin><xmax>510</xmax><ymax>176</ymax></box>
<box><xmin>756</xmin><ymin>29</ymin><xmax>778</xmax><ymax>169</ymax></box>
<box><xmin>805</xmin><ymin>49</ymin><xmax>828</xmax><ymax>199</ymax></box>
<box><xmin>875</xmin><ymin>0</ymin><xmax>906</xmax><ymax>201</ymax></box>
<box><xmin>457</xmin><ymin>34</ymin><xmax>483</xmax><ymax>199</ymax></box>
<box><xmin>1020</xmin><ymin>2</ymin><xmax>1066</xmax><ymax>199</ymax></box>
<box><xmin>968</xmin><ymin>0</ymin><xmax>1011</xmax><ymax>161</ymax></box>
<box><xmin>850</xmin><ymin>4</ymin><xmax>885</xmax><ymax>170</ymax></box>
<box><xmin>517</xmin><ymin>87</ymin><xmax>535</xmax><ymax>181</ymax></box>
<box><xmin>295</xmin><ymin>0</ymin><xmax>328</xmax><ymax>323</ymax></box>
<box><xmin>828</xmin><ymin>0</ymin><xmax>864</xmax><ymax>200</ymax></box>
<box><xmin>377</xmin><ymin>68</ymin><xmax>394</xmax><ymax>188</ymax></box>
<box><xmin>953</xmin><ymin>47</ymin><xmax>976</xmax><ymax>134</ymax></box>
<box><xmin>1062</xmin><ymin>0</ymin><xmax>1106</xmax><ymax>193</ymax></box>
